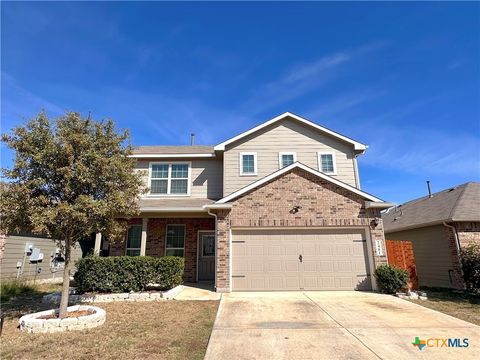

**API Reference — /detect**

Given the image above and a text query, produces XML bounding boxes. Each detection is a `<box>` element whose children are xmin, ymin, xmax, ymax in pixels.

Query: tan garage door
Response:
<box><xmin>232</xmin><ymin>228</ymin><xmax>371</xmax><ymax>291</ymax></box>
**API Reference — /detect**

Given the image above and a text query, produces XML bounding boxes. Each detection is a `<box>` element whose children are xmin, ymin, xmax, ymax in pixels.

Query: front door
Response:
<box><xmin>198</xmin><ymin>231</ymin><xmax>215</xmax><ymax>281</ymax></box>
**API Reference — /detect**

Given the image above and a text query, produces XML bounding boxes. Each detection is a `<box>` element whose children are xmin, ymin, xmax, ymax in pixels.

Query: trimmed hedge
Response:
<box><xmin>374</xmin><ymin>264</ymin><xmax>409</xmax><ymax>294</ymax></box>
<box><xmin>461</xmin><ymin>243</ymin><xmax>480</xmax><ymax>293</ymax></box>
<box><xmin>74</xmin><ymin>256</ymin><xmax>184</xmax><ymax>293</ymax></box>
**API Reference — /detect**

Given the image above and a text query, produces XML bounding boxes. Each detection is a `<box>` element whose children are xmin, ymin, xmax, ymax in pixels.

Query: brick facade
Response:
<box><xmin>109</xmin><ymin>217</ymin><xmax>214</xmax><ymax>282</ymax></box>
<box><xmin>443</xmin><ymin>225</ymin><xmax>465</xmax><ymax>289</ymax></box>
<box><xmin>443</xmin><ymin>221</ymin><xmax>480</xmax><ymax>290</ymax></box>
<box><xmin>455</xmin><ymin>221</ymin><xmax>480</xmax><ymax>248</ymax></box>
<box><xmin>212</xmin><ymin>167</ymin><xmax>388</xmax><ymax>291</ymax></box>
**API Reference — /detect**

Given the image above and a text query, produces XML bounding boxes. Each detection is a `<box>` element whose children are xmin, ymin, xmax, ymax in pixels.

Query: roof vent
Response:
<box><xmin>427</xmin><ymin>180</ymin><xmax>432</xmax><ymax>198</ymax></box>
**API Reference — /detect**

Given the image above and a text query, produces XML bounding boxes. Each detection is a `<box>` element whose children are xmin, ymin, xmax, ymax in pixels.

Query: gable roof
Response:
<box><xmin>215</xmin><ymin>162</ymin><xmax>386</xmax><ymax>204</ymax></box>
<box><xmin>213</xmin><ymin>112</ymin><xmax>367</xmax><ymax>152</ymax></box>
<box><xmin>131</xmin><ymin>145</ymin><xmax>215</xmax><ymax>158</ymax></box>
<box><xmin>382</xmin><ymin>182</ymin><xmax>480</xmax><ymax>233</ymax></box>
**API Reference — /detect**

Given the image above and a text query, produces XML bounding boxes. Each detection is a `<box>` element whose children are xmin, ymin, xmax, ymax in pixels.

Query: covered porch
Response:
<box><xmin>93</xmin><ymin>198</ymin><xmax>218</xmax><ymax>283</ymax></box>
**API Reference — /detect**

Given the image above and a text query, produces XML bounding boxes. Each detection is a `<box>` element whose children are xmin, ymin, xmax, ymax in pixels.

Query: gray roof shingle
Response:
<box><xmin>382</xmin><ymin>182</ymin><xmax>480</xmax><ymax>233</ymax></box>
<box><xmin>137</xmin><ymin>198</ymin><xmax>215</xmax><ymax>211</ymax></box>
<box><xmin>132</xmin><ymin>145</ymin><xmax>214</xmax><ymax>155</ymax></box>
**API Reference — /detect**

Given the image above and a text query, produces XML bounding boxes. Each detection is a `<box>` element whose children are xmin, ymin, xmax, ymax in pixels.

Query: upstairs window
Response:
<box><xmin>126</xmin><ymin>225</ymin><xmax>142</xmax><ymax>256</ymax></box>
<box><xmin>318</xmin><ymin>152</ymin><xmax>337</xmax><ymax>175</ymax></box>
<box><xmin>279</xmin><ymin>152</ymin><xmax>297</xmax><ymax>168</ymax></box>
<box><xmin>240</xmin><ymin>152</ymin><xmax>257</xmax><ymax>176</ymax></box>
<box><xmin>150</xmin><ymin>163</ymin><xmax>190</xmax><ymax>195</ymax></box>
<box><xmin>166</xmin><ymin>224</ymin><xmax>185</xmax><ymax>257</ymax></box>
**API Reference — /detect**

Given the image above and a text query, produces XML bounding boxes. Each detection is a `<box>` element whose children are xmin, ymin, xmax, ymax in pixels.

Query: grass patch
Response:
<box><xmin>408</xmin><ymin>288</ymin><xmax>480</xmax><ymax>326</ymax></box>
<box><xmin>1</xmin><ymin>281</ymin><xmax>39</xmax><ymax>302</ymax></box>
<box><xmin>1</xmin><ymin>281</ymin><xmax>63</xmax><ymax>320</ymax></box>
<box><xmin>1</xmin><ymin>299</ymin><xmax>218</xmax><ymax>360</ymax></box>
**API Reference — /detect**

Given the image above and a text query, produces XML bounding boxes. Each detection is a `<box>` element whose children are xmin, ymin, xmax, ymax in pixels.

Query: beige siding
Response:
<box><xmin>223</xmin><ymin>118</ymin><xmax>357</xmax><ymax>195</ymax></box>
<box><xmin>0</xmin><ymin>235</ymin><xmax>83</xmax><ymax>282</ymax></box>
<box><xmin>136</xmin><ymin>158</ymin><xmax>223</xmax><ymax>200</ymax></box>
<box><xmin>387</xmin><ymin>225</ymin><xmax>455</xmax><ymax>288</ymax></box>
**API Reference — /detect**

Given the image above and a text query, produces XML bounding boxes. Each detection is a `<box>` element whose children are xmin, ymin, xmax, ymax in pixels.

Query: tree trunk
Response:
<box><xmin>58</xmin><ymin>238</ymin><xmax>72</xmax><ymax>318</ymax></box>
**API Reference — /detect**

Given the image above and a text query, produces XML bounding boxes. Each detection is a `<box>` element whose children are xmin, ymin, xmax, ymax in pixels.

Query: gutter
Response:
<box><xmin>206</xmin><ymin>208</ymin><xmax>219</xmax><ymax>292</ymax></box>
<box><xmin>203</xmin><ymin>204</ymin><xmax>233</xmax><ymax>210</ymax></box>
<box><xmin>204</xmin><ymin>203</ymin><xmax>233</xmax><ymax>292</ymax></box>
<box><xmin>139</xmin><ymin>207</ymin><xmax>207</xmax><ymax>213</ymax></box>
<box><xmin>128</xmin><ymin>153</ymin><xmax>215</xmax><ymax>158</ymax></box>
<box><xmin>365</xmin><ymin>201</ymin><xmax>395</xmax><ymax>210</ymax></box>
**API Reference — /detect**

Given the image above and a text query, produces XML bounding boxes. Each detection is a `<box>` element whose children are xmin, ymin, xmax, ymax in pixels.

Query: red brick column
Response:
<box><xmin>214</xmin><ymin>210</ymin><xmax>231</xmax><ymax>292</ymax></box>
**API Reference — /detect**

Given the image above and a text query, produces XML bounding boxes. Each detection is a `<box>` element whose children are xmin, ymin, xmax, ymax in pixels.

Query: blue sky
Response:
<box><xmin>1</xmin><ymin>2</ymin><xmax>479</xmax><ymax>203</ymax></box>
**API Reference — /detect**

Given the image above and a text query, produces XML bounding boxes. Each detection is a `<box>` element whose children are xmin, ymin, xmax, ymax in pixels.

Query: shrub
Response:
<box><xmin>374</xmin><ymin>264</ymin><xmax>409</xmax><ymax>294</ymax></box>
<box><xmin>461</xmin><ymin>243</ymin><xmax>480</xmax><ymax>293</ymax></box>
<box><xmin>74</xmin><ymin>256</ymin><xmax>184</xmax><ymax>293</ymax></box>
<box><xmin>0</xmin><ymin>280</ymin><xmax>38</xmax><ymax>302</ymax></box>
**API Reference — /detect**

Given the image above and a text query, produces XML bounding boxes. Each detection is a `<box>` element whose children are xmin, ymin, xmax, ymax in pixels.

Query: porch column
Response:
<box><xmin>94</xmin><ymin>232</ymin><xmax>102</xmax><ymax>255</ymax></box>
<box><xmin>140</xmin><ymin>218</ymin><xmax>148</xmax><ymax>256</ymax></box>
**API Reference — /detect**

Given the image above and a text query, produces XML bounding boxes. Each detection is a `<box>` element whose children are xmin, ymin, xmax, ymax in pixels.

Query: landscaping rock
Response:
<box><xmin>19</xmin><ymin>305</ymin><xmax>106</xmax><ymax>333</ymax></box>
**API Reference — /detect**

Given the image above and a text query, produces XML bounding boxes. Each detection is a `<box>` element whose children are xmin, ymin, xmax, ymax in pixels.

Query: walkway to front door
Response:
<box><xmin>204</xmin><ymin>291</ymin><xmax>479</xmax><ymax>360</ymax></box>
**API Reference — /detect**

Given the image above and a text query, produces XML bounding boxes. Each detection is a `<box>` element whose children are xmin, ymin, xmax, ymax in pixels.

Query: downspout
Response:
<box><xmin>207</xmin><ymin>208</ymin><xmax>218</xmax><ymax>291</ymax></box>
<box><xmin>353</xmin><ymin>154</ymin><xmax>361</xmax><ymax>189</ymax></box>
<box><xmin>443</xmin><ymin>221</ymin><xmax>464</xmax><ymax>287</ymax></box>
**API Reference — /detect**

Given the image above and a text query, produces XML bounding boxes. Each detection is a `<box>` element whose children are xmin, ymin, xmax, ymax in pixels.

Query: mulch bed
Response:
<box><xmin>37</xmin><ymin>309</ymin><xmax>95</xmax><ymax>320</ymax></box>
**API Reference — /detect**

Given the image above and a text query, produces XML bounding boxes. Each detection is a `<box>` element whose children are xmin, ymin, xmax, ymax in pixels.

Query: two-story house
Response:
<box><xmin>95</xmin><ymin>112</ymin><xmax>392</xmax><ymax>292</ymax></box>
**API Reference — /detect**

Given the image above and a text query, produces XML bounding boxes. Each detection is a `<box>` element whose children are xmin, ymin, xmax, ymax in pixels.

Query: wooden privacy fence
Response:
<box><xmin>385</xmin><ymin>240</ymin><xmax>419</xmax><ymax>290</ymax></box>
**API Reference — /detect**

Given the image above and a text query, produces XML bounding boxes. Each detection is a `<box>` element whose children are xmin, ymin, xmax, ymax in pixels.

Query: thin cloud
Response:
<box><xmin>360</xmin><ymin>124</ymin><xmax>480</xmax><ymax>176</ymax></box>
<box><xmin>1</xmin><ymin>72</ymin><xmax>65</xmax><ymax>129</ymax></box>
<box><xmin>241</xmin><ymin>41</ymin><xmax>386</xmax><ymax>115</ymax></box>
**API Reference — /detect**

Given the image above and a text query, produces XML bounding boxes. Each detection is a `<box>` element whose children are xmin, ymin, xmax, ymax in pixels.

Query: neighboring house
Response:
<box><xmin>382</xmin><ymin>182</ymin><xmax>480</xmax><ymax>289</ymax></box>
<box><xmin>0</xmin><ymin>233</ymin><xmax>83</xmax><ymax>282</ymax></box>
<box><xmin>95</xmin><ymin>112</ymin><xmax>392</xmax><ymax>292</ymax></box>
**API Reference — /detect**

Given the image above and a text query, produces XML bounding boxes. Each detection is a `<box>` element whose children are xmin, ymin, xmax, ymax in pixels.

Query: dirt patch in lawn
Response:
<box><xmin>1</xmin><ymin>300</ymin><xmax>219</xmax><ymax>360</ymax></box>
<box><xmin>408</xmin><ymin>289</ymin><xmax>480</xmax><ymax>326</ymax></box>
<box><xmin>37</xmin><ymin>309</ymin><xmax>95</xmax><ymax>320</ymax></box>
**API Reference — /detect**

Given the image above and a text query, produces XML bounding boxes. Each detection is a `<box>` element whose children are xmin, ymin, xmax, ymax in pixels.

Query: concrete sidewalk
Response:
<box><xmin>204</xmin><ymin>291</ymin><xmax>479</xmax><ymax>360</ymax></box>
<box><xmin>173</xmin><ymin>283</ymin><xmax>221</xmax><ymax>301</ymax></box>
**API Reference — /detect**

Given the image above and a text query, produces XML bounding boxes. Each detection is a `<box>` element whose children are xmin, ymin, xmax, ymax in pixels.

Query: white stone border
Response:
<box><xmin>42</xmin><ymin>285</ymin><xmax>185</xmax><ymax>304</ymax></box>
<box><xmin>19</xmin><ymin>305</ymin><xmax>106</xmax><ymax>333</ymax></box>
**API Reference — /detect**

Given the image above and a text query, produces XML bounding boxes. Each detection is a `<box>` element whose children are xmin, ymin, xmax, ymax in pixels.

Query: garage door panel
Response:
<box><xmin>285</xmin><ymin>260</ymin><xmax>300</xmax><ymax>272</ymax></box>
<box><xmin>248</xmin><ymin>245</ymin><xmax>264</xmax><ymax>256</ymax></box>
<box><xmin>249</xmin><ymin>261</ymin><xmax>265</xmax><ymax>272</ymax></box>
<box><xmin>284</xmin><ymin>244</ymin><xmax>299</xmax><ymax>255</ymax></box>
<box><xmin>233</xmin><ymin>242</ymin><xmax>247</xmax><ymax>256</ymax></box>
<box><xmin>267</xmin><ymin>260</ymin><xmax>282</xmax><ymax>272</ymax></box>
<box><xmin>231</xmin><ymin>229</ymin><xmax>371</xmax><ymax>291</ymax></box>
<box><xmin>285</xmin><ymin>276</ymin><xmax>301</xmax><ymax>289</ymax></box>
<box><xmin>268</xmin><ymin>245</ymin><xmax>282</xmax><ymax>256</ymax></box>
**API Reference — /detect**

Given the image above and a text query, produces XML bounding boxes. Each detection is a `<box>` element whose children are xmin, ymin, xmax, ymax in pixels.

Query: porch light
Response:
<box><xmin>290</xmin><ymin>205</ymin><xmax>302</xmax><ymax>214</ymax></box>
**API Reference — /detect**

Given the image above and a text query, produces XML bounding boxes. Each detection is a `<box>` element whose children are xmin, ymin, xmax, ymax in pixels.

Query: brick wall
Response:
<box><xmin>455</xmin><ymin>221</ymin><xmax>480</xmax><ymax>248</ymax></box>
<box><xmin>444</xmin><ymin>225</ymin><xmax>465</xmax><ymax>289</ymax></box>
<box><xmin>215</xmin><ymin>210</ymin><xmax>231</xmax><ymax>292</ymax></box>
<box><xmin>213</xmin><ymin>167</ymin><xmax>388</xmax><ymax>291</ymax></box>
<box><xmin>109</xmin><ymin>217</ymin><xmax>214</xmax><ymax>282</ymax></box>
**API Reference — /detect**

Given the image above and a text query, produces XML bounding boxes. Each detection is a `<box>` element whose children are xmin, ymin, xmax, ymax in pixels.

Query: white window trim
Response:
<box><xmin>239</xmin><ymin>152</ymin><xmax>257</xmax><ymax>176</ymax></box>
<box><xmin>278</xmin><ymin>152</ymin><xmax>297</xmax><ymax>168</ymax></box>
<box><xmin>165</xmin><ymin>224</ymin><xmax>186</xmax><ymax>257</ymax></box>
<box><xmin>125</xmin><ymin>224</ymin><xmax>142</xmax><ymax>256</ymax></box>
<box><xmin>317</xmin><ymin>151</ymin><xmax>337</xmax><ymax>175</ymax></box>
<box><xmin>148</xmin><ymin>161</ymin><xmax>191</xmax><ymax>197</ymax></box>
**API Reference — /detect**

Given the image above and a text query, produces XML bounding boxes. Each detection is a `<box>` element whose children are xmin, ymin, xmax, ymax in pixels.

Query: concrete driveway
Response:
<box><xmin>204</xmin><ymin>291</ymin><xmax>479</xmax><ymax>360</ymax></box>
